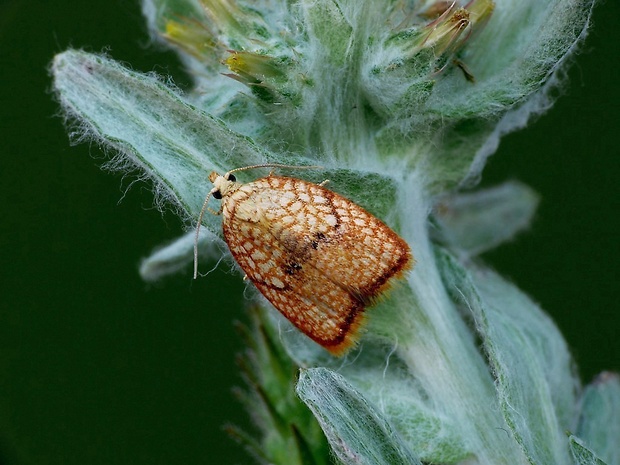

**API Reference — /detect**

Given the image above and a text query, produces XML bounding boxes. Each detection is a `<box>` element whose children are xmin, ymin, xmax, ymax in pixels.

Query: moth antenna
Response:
<box><xmin>226</xmin><ymin>163</ymin><xmax>323</xmax><ymax>176</ymax></box>
<box><xmin>194</xmin><ymin>186</ymin><xmax>218</xmax><ymax>279</ymax></box>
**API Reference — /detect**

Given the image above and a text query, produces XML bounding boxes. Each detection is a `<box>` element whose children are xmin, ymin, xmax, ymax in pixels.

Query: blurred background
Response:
<box><xmin>0</xmin><ymin>1</ymin><xmax>617</xmax><ymax>464</ymax></box>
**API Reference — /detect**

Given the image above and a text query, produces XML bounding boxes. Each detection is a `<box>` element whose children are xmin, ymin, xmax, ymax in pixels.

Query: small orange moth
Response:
<box><xmin>195</xmin><ymin>164</ymin><xmax>413</xmax><ymax>355</ymax></box>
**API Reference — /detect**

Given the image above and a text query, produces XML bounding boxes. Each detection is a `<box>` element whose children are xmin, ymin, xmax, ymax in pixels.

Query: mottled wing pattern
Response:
<box><xmin>221</xmin><ymin>175</ymin><xmax>412</xmax><ymax>353</ymax></box>
<box><xmin>257</xmin><ymin>176</ymin><xmax>412</xmax><ymax>299</ymax></box>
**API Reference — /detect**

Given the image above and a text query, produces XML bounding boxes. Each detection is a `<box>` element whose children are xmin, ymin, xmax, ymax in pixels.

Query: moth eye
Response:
<box><xmin>212</xmin><ymin>190</ymin><xmax>222</xmax><ymax>200</ymax></box>
<box><xmin>227</xmin><ymin>174</ymin><xmax>236</xmax><ymax>182</ymax></box>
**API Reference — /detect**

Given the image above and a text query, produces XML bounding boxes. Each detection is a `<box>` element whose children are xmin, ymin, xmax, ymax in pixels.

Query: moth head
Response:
<box><xmin>208</xmin><ymin>171</ymin><xmax>237</xmax><ymax>200</ymax></box>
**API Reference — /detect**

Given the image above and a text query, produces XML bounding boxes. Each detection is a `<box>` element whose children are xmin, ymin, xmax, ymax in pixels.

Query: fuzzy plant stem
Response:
<box><xmin>52</xmin><ymin>1</ymin><xmax>618</xmax><ymax>464</ymax></box>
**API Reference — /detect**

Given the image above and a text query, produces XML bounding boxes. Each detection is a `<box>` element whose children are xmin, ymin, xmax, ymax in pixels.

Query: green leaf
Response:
<box><xmin>139</xmin><ymin>230</ymin><xmax>224</xmax><ymax>281</ymax></box>
<box><xmin>569</xmin><ymin>435</ymin><xmax>608</xmax><ymax>465</ymax></box>
<box><xmin>301</xmin><ymin>0</ymin><xmax>353</xmax><ymax>65</ymax></box>
<box><xmin>52</xmin><ymin>50</ymin><xmax>276</xmax><ymax>232</ymax></box>
<box><xmin>576</xmin><ymin>372</ymin><xmax>620</xmax><ymax>465</ymax></box>
<box><xmin>432</xmin><ymin>181</ymin><xmax>539</xmax><ymax>256</ymax></box>
<box><xmin>233</xmin><ymin>308</ymin><xmax>331</xmax><ymax>465</ymax></box>
<box><xmin>378</xmin><ymin>0</ymin><xmax>597</xmax><ymax>192</ymax></box>
<box><xmin>438</xmin><ymin>250</ymin><xmax>579</xmax><ymax>465</ymax></box>
<box><xmin>296</xmin><ymin>367</ymin><xmax>421</xmax><ymax>465</ymax></box>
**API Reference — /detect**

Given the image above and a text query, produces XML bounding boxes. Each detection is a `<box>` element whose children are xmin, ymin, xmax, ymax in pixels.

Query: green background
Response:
<box><xmin>0</xmin><ymin>1</ymin><xmax>618</xmax><ymax>464</ymax></box>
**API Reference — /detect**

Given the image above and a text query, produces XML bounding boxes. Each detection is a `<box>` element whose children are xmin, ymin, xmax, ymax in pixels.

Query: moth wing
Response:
<box><xmin>262</xmin><ymin>177</ymin><xmax>412</xmax><ymax>300</ymax></box>
<box><xmin>223</xmin><ymin>213</ymin><xmax>364</xmax><ymax>353</ymax></box>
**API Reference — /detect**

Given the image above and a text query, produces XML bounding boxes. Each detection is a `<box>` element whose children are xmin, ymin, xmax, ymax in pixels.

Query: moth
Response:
<box><xmin>195</xmin><ymin>164</ymin><xmax>413</xmax><ymax>354</ymax></box>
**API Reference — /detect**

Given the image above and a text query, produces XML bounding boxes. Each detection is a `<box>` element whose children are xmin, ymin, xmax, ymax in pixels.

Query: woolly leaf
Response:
<box><xmin>296</xmin><ymin>367</ymin><xmax>421</xmax><ymax>465</ymax></box>
<box><xmin>139</xmin><ymin>229</ymin><xmax>225</xmax><ymax>281</ymax></box>
<box><xmin>433</xmin><ymin>181</ymin><xmax>539</xmax><ymax>256</ymax></box>
<box><xmin>569</xmin><ymin>435</ymin><xmax>608</xmax><ymax>465</ymax></box>
<box><xmin>576</xmin><ymin>372</ymin><xmax>620</xmax><ymax>465</ymax></box>
<box><xmin>52</xmin><ymin>50</ymin><xmax>273</xmax><ymax>230</ymax></box>
<box><xmin>438</xmin><ymin>250</ymin><xmax>579</xmax><ymax>464</ymax></box>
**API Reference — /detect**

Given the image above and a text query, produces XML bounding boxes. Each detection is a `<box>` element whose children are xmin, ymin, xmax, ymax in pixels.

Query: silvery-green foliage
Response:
<box><xmin>52</xmin><ymin>0</ymin><xmax>618</xmax><ymax>464</ymax></box>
